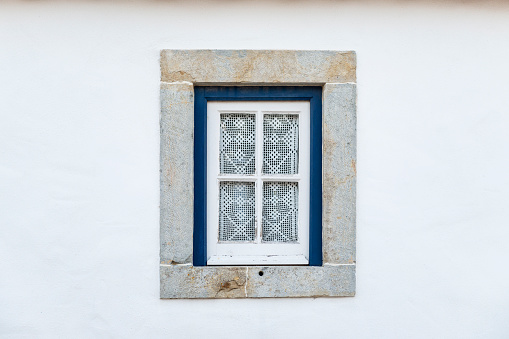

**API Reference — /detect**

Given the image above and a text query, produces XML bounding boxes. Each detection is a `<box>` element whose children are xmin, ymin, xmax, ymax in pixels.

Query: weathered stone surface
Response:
<box><xmin>161</xmin><ymin>50</ymin><xmax>356</xmax><ymax>84</ymax></box>
<box><xmin>160</xmin><ymin>265</ymin><xmax>355</xmax><ymax>298</ymax></box>
<box><xmin>160</xmin><ymin>82</ymin><xmax>194</xmax><ymax>264</ymax></box>
<box><xmin>160</xmin><ymin>265</ymin><xmax>247</xmax><ymax>299</ymax></box>
<box><xmin>323</xmin><ymin>83</ymin><xmax>357</xmax><ymax>264</ymax></box>
<box><xmin>246</xmin><ymin>265</ymin><xmax>355</xmax><ymax>298</ymax></box>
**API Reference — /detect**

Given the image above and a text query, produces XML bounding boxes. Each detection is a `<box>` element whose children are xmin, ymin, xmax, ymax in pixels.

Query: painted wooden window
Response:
<box><xmin>194</xmin><ymin>87</ymin><xmax>323</xmax><ymax>267</ymax></box>
<box><xmin>207</xmin><ymin>101</ymin><xmax>310</xmax><ymax>265</ymax></box>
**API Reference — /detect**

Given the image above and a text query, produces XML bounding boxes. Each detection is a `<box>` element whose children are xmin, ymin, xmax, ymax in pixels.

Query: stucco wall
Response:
<box><xmin>1</xmin><ymin>1</ymin><xmax>508</xmax><ymax>338</ymax></box>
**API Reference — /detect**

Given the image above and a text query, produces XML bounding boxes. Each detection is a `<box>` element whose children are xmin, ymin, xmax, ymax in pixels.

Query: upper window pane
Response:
<box><xmin>263</xmin><ymin>114</ymin><xmax>299</xmax><ymax>174</ymax></box>
<box><xmin>220</xmin><ymin>114</ymin><xmax>256</xmax><ymax>174</ymax></box>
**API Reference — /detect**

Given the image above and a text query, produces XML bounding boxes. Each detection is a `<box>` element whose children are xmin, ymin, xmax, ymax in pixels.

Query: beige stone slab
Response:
<box><xmin>160</xmin><ymin>82</ymin><xmax>194</xmax><ymax>264</ymax></box>
<box><xmin>323</xmin><ymin>83</ymin><xmax>357</xmax><ymax>264</ymax></box>
<box><xmin>160</xmin><ymin>50</ymin><xmax>356</xmax><ymax>84</ymax></box>
<box><xmin>160</xmin><ymin>265</ymin><xmax>355</xmax><ymax>299</ymax></box>
<box><xmin>160</xmin><ymin>265</ymin><xmax>247</xmax><ymax>299</ymax></box>
<box><xmin>246</xmin><ymin>265</ymin><xmax>355</xmax><ymax>298</ymax></box>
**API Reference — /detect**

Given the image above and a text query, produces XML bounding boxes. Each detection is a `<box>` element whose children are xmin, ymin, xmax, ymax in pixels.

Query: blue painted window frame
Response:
<box><xmin>194</xmin><ymin>86</ymin><xmax>323</xmax><ymax>266</ymax></box>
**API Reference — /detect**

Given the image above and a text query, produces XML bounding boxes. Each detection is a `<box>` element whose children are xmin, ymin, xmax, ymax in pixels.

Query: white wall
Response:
<box><xmin>1</xmin><ymin>1</ymin><xmax>509</xmax><ymax>338</ymax></box>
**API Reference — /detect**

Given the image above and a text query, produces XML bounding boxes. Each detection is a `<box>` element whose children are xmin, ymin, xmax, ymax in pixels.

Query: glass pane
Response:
<box><xmin>219</xmin><ymin>182</ymin><xmax>256</xmax><ymax>241</ymax></box>
<box><xmin>220</xmin><ymin>114</ymin><xmax>256</xmax><ymax>174</ymax></box>
<box><xmin>263</xmin><ymin>114</ymin><xmax>299</xmax><ymax>174</ymax></box>
<box><xmin>262</xmin><ymin>182</ymin><xmax>298</xmax><ymax>242</ymax></box>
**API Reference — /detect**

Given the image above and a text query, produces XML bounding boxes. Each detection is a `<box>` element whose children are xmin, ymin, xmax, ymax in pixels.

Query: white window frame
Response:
<box><xmin>206</xmin><ymin>101</ymin><xmax>310</xmax><ymax>265</ymax></box>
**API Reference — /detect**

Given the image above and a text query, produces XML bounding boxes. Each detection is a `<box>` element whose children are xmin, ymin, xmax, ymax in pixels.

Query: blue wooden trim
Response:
<box><xmin>309</xmin><ymin>93</ymin><xmax>323</xmax><ymax>266</ymax></box>
<box><xmin>194</xmin><ymin>86</ymin><xmax>323</xmax><ymax>266</ymax></box>
<box><xmin>193</xmin><ymin>87</ymin><xmax>207</xmax><ymax>266</ymax></box>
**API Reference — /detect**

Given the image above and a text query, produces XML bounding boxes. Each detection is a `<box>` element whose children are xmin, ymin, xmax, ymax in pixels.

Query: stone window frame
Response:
<box><xmin>160</xmin><ymin>50</ymin><xmax>356</xmax><ymax>298</ymax></box>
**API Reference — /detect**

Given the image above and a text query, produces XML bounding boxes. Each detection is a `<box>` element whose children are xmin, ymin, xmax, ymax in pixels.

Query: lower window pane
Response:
<box><xmin>262</xmin><ymin>182</ymin><xmax>299</xmax><ymax>242</ymax></box>
<box><xmin>219</xmin><ymin>182</ymin><xmax>256</xmax><ymax>241</ymax></box>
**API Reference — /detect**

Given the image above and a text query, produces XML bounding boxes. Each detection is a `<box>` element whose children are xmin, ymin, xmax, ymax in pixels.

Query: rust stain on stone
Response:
<box><xmin>215</xmin><ymin>279</ymin><xmax>245</xmax><ymax>297</ymax></box>
<box><xmin>322</xmin><ymin>123</ymin><xmax>337</xmax><ymax>161</ymax></box>
<box><xmin>163</xmin><ymin>71</ymin><xmax>195</xmax><ymax>82</ymax></box>
<box><xmin>324</xmin><ymin>52</ymin><xmax>356</xmax><ymax>82</ymax></box>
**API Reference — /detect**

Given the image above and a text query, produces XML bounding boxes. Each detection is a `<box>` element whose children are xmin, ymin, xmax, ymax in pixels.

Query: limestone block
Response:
<box><xmin>160</xmin><ymin>265</ymin><xmax>247</xmax><ymax>299</ymax></box>
<box><xmin>323</xmin><ymin>83</ymin><xmax>357</xmax><ymax>264</ymax></box>
<box><xmin>161</xmin><ymin>50</ymin><xmax>356</xmax><ymax>84</ymax></box>
<box><xmin>160</xmin><ymin>82</ymin><xmax>194</xmax><ymax>264</ymax></box>
<box><xmin>246</xmin><ymin>265</ymin><xmax>355</xmax><ymax>298</ymax></box>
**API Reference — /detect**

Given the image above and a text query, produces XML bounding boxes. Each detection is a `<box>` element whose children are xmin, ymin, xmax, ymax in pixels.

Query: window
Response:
<box><xmin>193</xmin><ymin>87</ymin><xmax>322</xmax><ymax>266</ymax></box>
<box><xmin>160</xmin><ymin>50</ymin><xmax>356</xmax><ymax>298</ymax></box>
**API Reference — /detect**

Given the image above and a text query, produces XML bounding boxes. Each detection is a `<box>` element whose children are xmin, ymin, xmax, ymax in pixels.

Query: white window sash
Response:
<box><xmin>206</xmin><ymin>101</ymin><xmax>310</xmax><ymax>265</ymax></box>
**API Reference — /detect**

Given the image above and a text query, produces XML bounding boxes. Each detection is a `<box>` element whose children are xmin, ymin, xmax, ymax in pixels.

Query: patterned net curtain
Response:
<box><xmin>219</xmin><ymin>113</ymin><xmax>299</xmax><ymax>242</ymax></box>
<box><xmin>220</xmin><ymin>114</ymin><xmax>256</xmax><ymax>174</ymax></box>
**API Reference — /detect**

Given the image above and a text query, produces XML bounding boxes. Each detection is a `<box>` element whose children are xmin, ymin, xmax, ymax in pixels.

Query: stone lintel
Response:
<box><xmin>160</xmin><ymin>50</ymin><xmax>356</xmax><ymax>84</ymax></box>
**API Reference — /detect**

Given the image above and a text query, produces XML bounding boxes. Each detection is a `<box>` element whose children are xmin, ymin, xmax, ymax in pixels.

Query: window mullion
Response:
<box><xmin>256</xmin><ymin>110</ymin><xmax>264</xmax><ymax>244</ymax></box>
